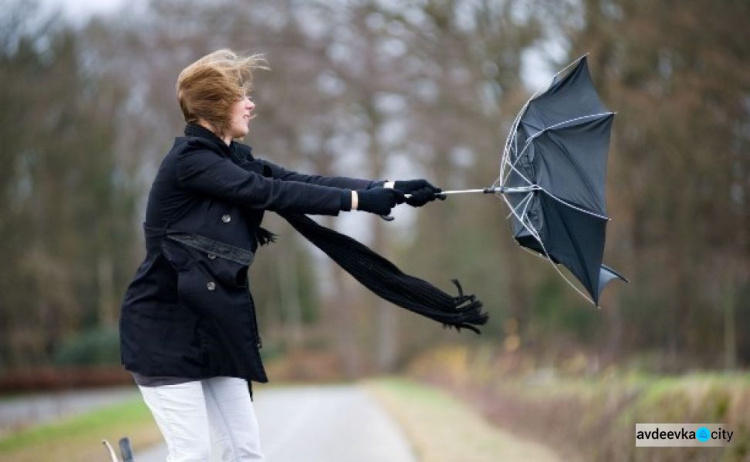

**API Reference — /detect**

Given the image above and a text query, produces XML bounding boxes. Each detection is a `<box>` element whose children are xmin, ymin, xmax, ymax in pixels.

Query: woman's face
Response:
<box><xmin>227</xmin><ymin>95</ymin><xmax>255</xmax><ymax>139</ymax></box>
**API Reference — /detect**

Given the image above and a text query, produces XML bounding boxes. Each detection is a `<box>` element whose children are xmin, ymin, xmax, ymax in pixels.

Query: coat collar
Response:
<box><xmin>183</xmin><ymin>123</ymin><xmax>253</xmax><ymax>161</ymax></box>
<box><xmin>184</xmin><ymin>123</ymin><xmax>232</xmax><ymax>156</ymax></box>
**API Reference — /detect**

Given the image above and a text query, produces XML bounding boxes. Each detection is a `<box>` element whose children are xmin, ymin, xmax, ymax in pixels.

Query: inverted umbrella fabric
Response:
<box><xmin>500</xmin><ymin>56</ymin><xmax>627</xmax><ymax>305</ymax></box>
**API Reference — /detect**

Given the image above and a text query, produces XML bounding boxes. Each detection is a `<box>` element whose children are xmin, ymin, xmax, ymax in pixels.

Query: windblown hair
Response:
<box><xmin>176</xmin><ymin>49</ymin><xmax>267</xmax><ymax>137</ymax></box>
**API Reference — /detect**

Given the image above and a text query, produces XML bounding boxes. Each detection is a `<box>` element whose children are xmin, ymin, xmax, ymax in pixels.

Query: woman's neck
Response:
<box><xmin>197</xmin><ymin>120</ymin><xmax>231</xmax><ymax>146</ymax></box>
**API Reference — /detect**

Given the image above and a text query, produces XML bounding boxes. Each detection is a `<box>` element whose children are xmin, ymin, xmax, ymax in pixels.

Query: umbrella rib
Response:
<box><xmin>543</xmin><ymin>190</ymin><xmax>600</xmax><ymax>302</ymax></box>
<box><xmin>500</xmin><ymin>88</ymin><xmax>541</xmax><ymax>183</ymax></box>
<box><xmin>500</xmin><ymin>194</ymin><xmax>542</xmax><ymax>245</ymax></box>
<box><xmin>499</xmin><ymin>54</ymin><xmax>590</xmax><ymax>185</ymax></box>
<box><xmin>502</xmin><ymin>113</ymin><xmax>533</xmax><ymax>185</ymax></box>
<box><xmin>500</xmin><ymin>112</ymin><xmax>613</xmax><ymax>190</ymax></box>
<box><xmin>537</xmin><ymin>187</ymin><xmax>610</xmax><ymax>221</ymax></box>
<box><xmin>503</xmin><ymin>126</ymin><xmax>537</xmax><ymax>188</ymax></box>
<box><xmin>518</xmin><ymin>192</ymin><xmax>535</xmax><ymax>224</ymax></box>
<box><xmin>504</xmin><ymin>155</ymin><xmax>535</xmax><ymax>188</ymax></box>
<box><xmin>521</xmin><ymin>112</ymin><xmax>614</xmax><ymax>153</ymax></box>
<box><xmin>506</xmin><ymin>191</ymin><xmax>534</xmax><ymax>220</ymax></box>
<box><xmin>500</xmin><ymin>193</ymin><xmax>596</xmax><ymax>306</ymax></box>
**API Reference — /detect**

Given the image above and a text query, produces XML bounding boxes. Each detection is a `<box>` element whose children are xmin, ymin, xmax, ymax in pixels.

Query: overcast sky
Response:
<box><xmin>40</xmin><ymin>0</ymin><xmax>131</xmax><ymax>25</ymax></box>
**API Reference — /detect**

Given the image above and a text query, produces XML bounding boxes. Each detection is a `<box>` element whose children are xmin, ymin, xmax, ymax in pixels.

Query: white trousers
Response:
<box><xmin>138</xmin><ymin>377</ymin><xmax>264</xmax><ymax>461</ymax></box>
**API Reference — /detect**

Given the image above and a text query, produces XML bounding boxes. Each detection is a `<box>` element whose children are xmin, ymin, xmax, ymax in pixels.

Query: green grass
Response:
<box><xmin>365</xmin><ymin>377</ymin><xmax>561</xmax><ymax>462</ymax></box>
<box><xmin>0</xmin><ymin>398</ymin><xmax>161</xmax><ymax>462</ymax></box>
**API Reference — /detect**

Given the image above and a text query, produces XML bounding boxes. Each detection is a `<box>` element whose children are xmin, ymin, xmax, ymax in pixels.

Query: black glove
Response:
<box><xmin>393</xmin><ymin>179</ymin><xmax>444</xmax><ymax>207</ymax></box>
<box><xmin>357</xmin><ymin>188</ymin><xmax>405</xmax><ymax>215</ymax></box>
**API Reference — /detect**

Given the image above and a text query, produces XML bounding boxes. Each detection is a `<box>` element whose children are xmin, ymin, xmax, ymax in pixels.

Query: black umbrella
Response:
<box><xmin>433</xmin><ymin>56</ymin><xmax>627</xmax><ymax>306</ymax></box>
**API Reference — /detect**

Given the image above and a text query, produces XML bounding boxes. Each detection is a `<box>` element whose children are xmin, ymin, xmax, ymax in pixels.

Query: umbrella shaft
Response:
<box><xmin>383</xmin><ymin>185</ymin><xmax>538</xmax><ymax>221</ymax></box>
<box><xmin>429</xmin><ymin>186</ymin><xmax>537</xmax><ymax>196</ymax></box>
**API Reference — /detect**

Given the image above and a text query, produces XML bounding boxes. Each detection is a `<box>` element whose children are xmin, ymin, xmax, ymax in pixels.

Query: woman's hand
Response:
<box><xmin>391</xmin><ymin>179</ymin><xmax>444</xmax><ymax>207</ymax></box>
<box><xmin>355</xmin><ymin>188</ymin><xmax>405</xmax><ymax>215</ymax></box>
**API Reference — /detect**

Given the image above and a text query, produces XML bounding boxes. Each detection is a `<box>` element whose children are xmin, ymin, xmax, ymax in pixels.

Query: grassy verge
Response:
<box><xmin>408</xmin><ymin>344</ymin><xmax>750</xmax><ymax>462</ymax></box>
<box><xmin>364</xmin><ymin>377</ymin><xmax>560</xmax><ymax>462</ymax></box>
<box><xmin>0</xmin><ymin>398</ymin><xmax>161</xmax><ymax>462</ymax></box>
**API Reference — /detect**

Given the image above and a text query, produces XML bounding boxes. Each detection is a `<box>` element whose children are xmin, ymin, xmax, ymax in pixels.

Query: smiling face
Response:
<box><xmin>176</xmin><ymin>49</ymin><xmax>268</xmax><ymax>144</ymax></box>
<box><xmin>226</xmin><ymin>95</ymin><xmax>255</xmax><ymax>141</ymax></box>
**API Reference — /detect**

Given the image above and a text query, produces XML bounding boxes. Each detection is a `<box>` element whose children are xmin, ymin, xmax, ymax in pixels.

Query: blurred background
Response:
<box><xmin>0</xmin><ymin>0</ymin><xmax>748</xmax><ymax>460</ymax></box>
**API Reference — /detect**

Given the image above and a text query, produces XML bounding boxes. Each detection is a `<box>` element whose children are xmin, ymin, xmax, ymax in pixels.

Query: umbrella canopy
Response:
<box><xmin>500</xmin><ymin>56</ymin><xmax>627</xmax><ymax>306</ymax></box>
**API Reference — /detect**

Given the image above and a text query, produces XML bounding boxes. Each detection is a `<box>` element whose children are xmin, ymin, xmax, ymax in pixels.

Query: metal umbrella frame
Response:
<box><xmin>430</xmin><ymin>55</ymin><xmax>626</xmax><ymax>306</ymax></box>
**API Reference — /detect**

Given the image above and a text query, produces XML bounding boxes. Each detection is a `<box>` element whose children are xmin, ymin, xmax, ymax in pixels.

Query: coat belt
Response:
<box><xmin>143</xmin><ymin>224</ymin><xmax>255</xmax><ymax>266</ymax></box>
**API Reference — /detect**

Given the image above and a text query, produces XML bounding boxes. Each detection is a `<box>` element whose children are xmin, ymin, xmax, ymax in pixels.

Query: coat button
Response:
<box><xmin>208</xmin><ymin>253</ymin><xmax>217</xmax><ymax>260</ymax></box>
<box><xmin>207</xmin><ymin>281</ymin><xmax>216</xmax><ymax>291</ymax></box>
<box><xmin>221</xmin><ymin>214</ymin><xmax>231</xmax><ymax>223</ymax></box>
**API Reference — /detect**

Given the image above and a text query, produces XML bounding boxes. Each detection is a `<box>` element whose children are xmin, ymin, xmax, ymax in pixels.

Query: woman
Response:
<box><xmin>119</xmin><ymin>49</ymin><xmax>441</xmax><ymax>461</ymax></box>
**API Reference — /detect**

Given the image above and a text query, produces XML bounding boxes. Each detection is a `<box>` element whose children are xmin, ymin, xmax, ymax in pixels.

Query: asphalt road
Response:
<box><xmin>135</xmin><ymin>384</ymin><xmax>417</xmax><ymax>462</ymax></box>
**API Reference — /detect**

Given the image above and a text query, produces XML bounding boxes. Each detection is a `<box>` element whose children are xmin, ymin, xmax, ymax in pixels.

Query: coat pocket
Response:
<box><xmin>163</xmin><ymin>239</ymin><xmax>249</xmax><ymax>291</ymax></box>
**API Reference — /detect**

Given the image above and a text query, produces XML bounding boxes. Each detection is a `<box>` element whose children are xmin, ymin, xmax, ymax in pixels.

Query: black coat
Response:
<box><xmin>119</xmin><ymin>124</ymin><xmax>376</xmax><ymax>383</ymax></box>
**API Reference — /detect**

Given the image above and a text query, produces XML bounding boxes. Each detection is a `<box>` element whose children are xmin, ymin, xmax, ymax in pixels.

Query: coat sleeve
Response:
<box><xmin>176</xmin><ymin>144</ymin><xmax>349</xmax><ymax>215</ymax></box>
<box><xmin>257</xmin><ymin>158</ymin><xmax>383</xmax><ymax>190</ymax></box>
